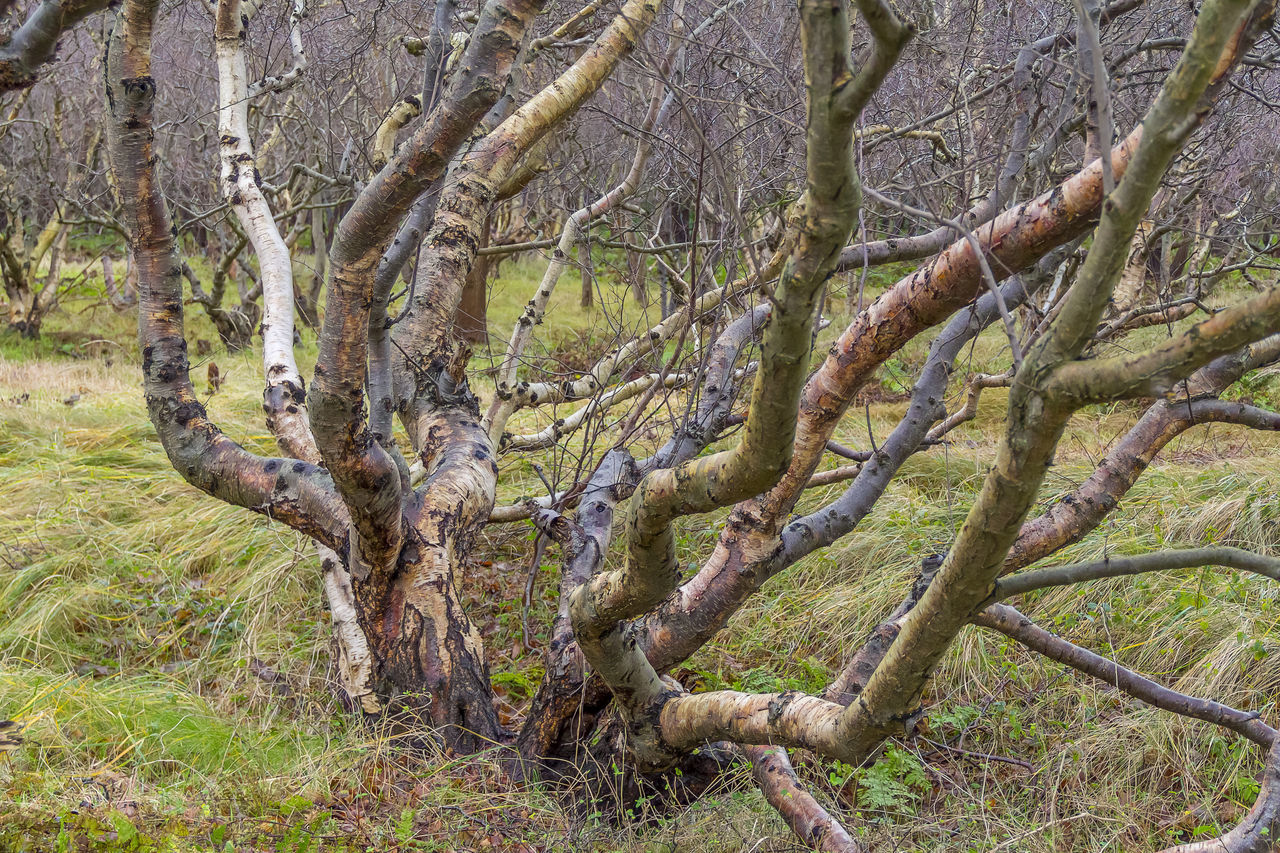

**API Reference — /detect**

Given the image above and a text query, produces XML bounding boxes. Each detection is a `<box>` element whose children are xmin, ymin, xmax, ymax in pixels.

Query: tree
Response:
<box><xmin>98</xmin><ymin>0</ymin><xmax>1280</xmax><ymax>849</ymax></box>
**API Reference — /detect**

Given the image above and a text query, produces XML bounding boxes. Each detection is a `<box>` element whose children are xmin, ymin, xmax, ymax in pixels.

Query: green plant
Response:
<box><xmin>853</xmin><ymin>747</ymin><xmax>931</xmax><ymax>817</ymax></box>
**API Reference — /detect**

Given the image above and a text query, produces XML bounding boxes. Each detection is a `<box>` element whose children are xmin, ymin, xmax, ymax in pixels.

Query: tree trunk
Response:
<box><xmin>456</xmin><ymin>213</ymin><xmax>490</xmax><ymax>343</ymax></box>
<box><xmin>578</xmin><ymin>240</ymin><xmax>592</xmax><ymax>308</ymax></box>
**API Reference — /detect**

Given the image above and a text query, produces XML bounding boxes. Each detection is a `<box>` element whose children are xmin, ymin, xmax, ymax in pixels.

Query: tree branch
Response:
<box><xmin>974</xmin><ymin>603</ymin><xmax>1276</xmax><ymax>747</ymax></box>
<box><xmin>994</xmin><ymin>546</ymin><xmax>1280</xmax><ymax>602</ymax></box>
<box><xmin>1</xmin><ymin>0</ymin><xmax>109</xmax><ymax>91</ymax></box>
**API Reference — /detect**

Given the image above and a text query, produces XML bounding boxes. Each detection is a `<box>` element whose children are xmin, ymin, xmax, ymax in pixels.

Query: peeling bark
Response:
<box><xmin>745</xmin><ymin>746</ymin><xmax>861</xmax><ymax>853</ymax></box>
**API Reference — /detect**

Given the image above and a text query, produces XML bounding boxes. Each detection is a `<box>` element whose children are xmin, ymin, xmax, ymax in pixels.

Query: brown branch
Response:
<box><xmin>1008</xmin><ymin>336</ymin><xmax>1280</xmax><ymax>571</ymax></box>
<box><xmin>393</xmin><ymin>0</ymin><xmax>662</xmax><ymax>389</ymax></box>
<box><xmin>634</xmin><ymin>126</ymin><xmax>1148</xmax><ymax>708</ymax></box>
<box><xmin>974</xmin><ymin>603</ymin><xmax>1276</xmax><ymax>747</ymax></box>
<box><xmin>568</xmin><ymin>0</ymin><xmax>913</xmax><ymax>772</ymax></box>
<box><xmin>744</xmin><ymin>745</ymin><xmax>862</xmax><ymax>853</ymax></box>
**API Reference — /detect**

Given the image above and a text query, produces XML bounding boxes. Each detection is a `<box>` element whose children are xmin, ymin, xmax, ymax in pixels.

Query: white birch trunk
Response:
<box><xmin>214</xmin><ymin>0</ymin><xmax>313</xmax><ymax>459</ymax></box>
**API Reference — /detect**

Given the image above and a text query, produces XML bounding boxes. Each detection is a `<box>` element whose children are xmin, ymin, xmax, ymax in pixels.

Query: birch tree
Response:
<box><xmin>99</xmin><ymin>0</ymin><xmax>1280</xmax><ymax>848</ymax></box>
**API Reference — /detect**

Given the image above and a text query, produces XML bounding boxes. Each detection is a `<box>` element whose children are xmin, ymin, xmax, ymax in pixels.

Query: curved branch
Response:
<box><xmin>484</xmin><ymin>17</ymin><xmax>678</xmax><ymax>441</ymax></box>
<box><xmin>246</xmin><ymin>0</ymin><xmax>307</xmax><ymax>97</ymax></box>
<box><xmin>1158</xmin><ymin>741</ymin><xmax>1280</xmax><ymax>852</ymax></box>
<box><xmin>831</xmin><ymin>0</ymin><xmax>1267</xmax><ymax>762</ymax></box>
<box><xmin>516</xmin><ymin>448</ymin><xmax>636</xmax><ymax>760</ymax></box>
<box><xmin>392</xmin><ymin>0</ymin><xmax>662</xmax><ymax>392</ymax></box>
<box><xmin>0</xmin><ymin>0</ymin><xmax>109</xmax><ymax>91</ymax></box>
<box><xmin>371</xmin><ymin>97</ymin><xmax>423</xmax><ymax>171</ymax></box>
<box><xmin>638</xmin><ymin>269</ymin><xmax>1043</xmax><ymax>680</ymax></box>
<box><xmin>925</xmin><ymin>371</ymin><xmax>1013</xmax><ymax>442</ymax></box>
<box><xmin>308</xmin><ymin>0</ymin><xmax>542</xmax><ymax>579</ymax></box>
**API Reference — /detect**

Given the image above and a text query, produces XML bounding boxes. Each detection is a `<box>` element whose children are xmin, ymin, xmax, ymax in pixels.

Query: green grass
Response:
<box><xmin>2</xmin><ymin>255</ymin><xmax>1280</xmax><ymax>850</ymax></box>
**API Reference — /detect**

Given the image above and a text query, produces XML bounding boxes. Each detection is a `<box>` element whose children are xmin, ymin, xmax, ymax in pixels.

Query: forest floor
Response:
<box><xmin>2</xmin><ymin>259</ymin><xmax>1280</xmax><ymax>851</ymax></box>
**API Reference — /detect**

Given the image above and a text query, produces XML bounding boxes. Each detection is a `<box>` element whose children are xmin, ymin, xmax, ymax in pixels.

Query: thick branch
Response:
<box><xmin>744</xmin><ymin>745</ymin><xmax>862</xmax><ymax>853</ymax></box>
<box><xmin>1050</xmin><ymin>284</ymin><xmax>1280</xmax><ymax>403</ymax></box>
<box><xmin>1008</xmin><ymin>336</ymin><xmax>1280</xmax><ymax>570</ymax></box>
<box><xmin>308</xmin><ymin>0</ymin><xmax>542</xmax><ymax>579</ymax></box>
<box><xmin>516</xmin><ymin>448</ymin><xmax>636</xmax><ymax>760</ymax></box>
<box><xmin>636</xmin><ymin>269</ymin><xmax>1043</xmax><ymax>684</ymax></box>
<box><xmin>1</xmin><ymin>0</ymin><xmax>109</xmax><ymax>91</ymax></box>
<box><xmin>393</xmin><ymin>0</ymin><xmax>661</xmax><ymax>395</ymax></box>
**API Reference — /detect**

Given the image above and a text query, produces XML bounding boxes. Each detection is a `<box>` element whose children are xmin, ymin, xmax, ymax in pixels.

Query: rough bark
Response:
<box><xmin>745</xmin><ymin>745</ymin><xmax>861</xmax><ymax>853</ymax></box>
